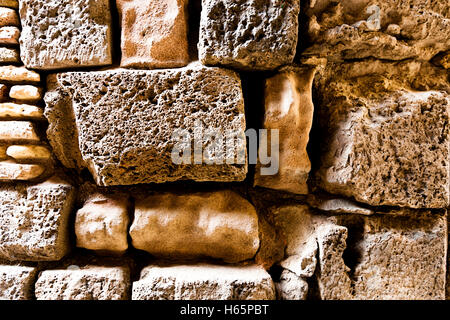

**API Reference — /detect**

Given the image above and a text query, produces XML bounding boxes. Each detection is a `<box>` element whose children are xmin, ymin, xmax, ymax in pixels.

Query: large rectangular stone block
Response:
<box><xmin>130</xmin><ymin>190</ymin><xmax>259</xmax><ymax>263</ymax></box>
<box><xmin>35</xmin><ymin>267</ymin><xmax>130</xmax><ymax>300</ymax></box>
<box><xmin>44</xmin><ymin>63</ymin><xmax>247</xmax><ymax>186</ymax></box>
<box><xmin>198</xmin><ymin>0</ymin><xmax>299</xmax><ymax>70</ymax></box>
<box><xmin>18</xmin><ymin>0</ymin><xmax>113</xmax><ymax>70</ymax></box>
<box><xmin>132</xmin><ymin>264</ymin><xmax>275</xmax><ymax>300</ymax></box>
<box><xmin>0</xmin><ymin>176</ymin><xmax>76</xmax><ymax>261</ymax></box>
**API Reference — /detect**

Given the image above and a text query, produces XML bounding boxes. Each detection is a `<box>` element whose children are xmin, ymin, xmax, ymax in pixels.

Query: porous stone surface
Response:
<box><xmin>0</xmin><ymin>47</ymin><xmax>19</xmax><ymax>63</ymax></box>
<box><xmin>198</xmin><ymin>0</ymin><xmax>299</xmax><ymax>70</ymax></box>
<box><xmin>0</xmin><ymin>160</ymin><xmax>44</xmax><ymax>180</ymax></box>
<box><xmin>35</xmin><ymin>267</ymin><xmax>130</xmax><ymax>300</ymax></box>
<box><xmin>0</xmin><ymin>7</ymin><xmax>18</xmax><ymax>27</ymax></box>
<box><xmin>316</xmin><ymin>60</ymin><xmax>450</xmax><ymax>208</ymax></box>
<box><xmin>304</xmin><ymin>0</ymin><xmax>450</xmax><ymax>62</ymax></box>
<box><xmin>18</xmin><ymin>0</ymin><xmax>113</xmax><ymax>70</ymax></box>
<box><xmin>0</xmin><ymin>26</ymin><xmax>19</xmax><ymax>45</ymax></box>
<box><xmin>254</xmin><ymin>66</ymin><xmax>316</xmax><ymax>194</ymax></box>
<box><xmin>276</xmin><ymin>269</ymin><xmax>309</xmax><ymax>300</ymax></box>
<box><xmin>130</xmin><ymin>190</ymin><xmax>259</xmax><ymax>263</ymax></box>
<box><xmin>132</xmin><ymin>264</ymin><xmax>275</xmax><ymax>300</ymax></box>
<box><xmin>75</xmin><ymin>193</ymin><xmax>129</xmax><ymax>253</ymax></box>
<box><xmin>0</xmin><ymin>176</ymin><xmax>76</xmax><ymax>261</ymax></box>
<box><xmin>0</xmin><ymin>121</ymin><xmax>39</xmax><ymax>142</ymax></box>
<box><xmin>0</xmin><ymin>265</ymin><xmax>36</xmax><ymax>300</ymax></box>
<box><xmin>44</xmin><ymin>63</ymin><xmax>247</xmax><ymax>186</ymax></box>
<box><xmin>0</xmin><ymin>103</ymin><xmax>44</xmax><ymax>119</ymax></box>
<box><xmin>117</xmin><ymin>0</ymin><xmax>189</xmax><ymax>69</ymax></box>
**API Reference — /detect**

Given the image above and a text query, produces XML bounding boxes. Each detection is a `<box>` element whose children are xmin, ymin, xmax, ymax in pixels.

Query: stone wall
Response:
<box><xmin>0</xmin><ymin>0</ymin><xmax>448</xmax><ymax>300</ymax></box>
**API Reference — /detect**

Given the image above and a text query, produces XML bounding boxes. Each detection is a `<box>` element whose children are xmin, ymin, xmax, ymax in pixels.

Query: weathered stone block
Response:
<box><xmin>0</xmin><ymin>26</ymin><xmax>19</xmax><ymax>45</ymax></box>
<box><xmin>117</xmin><ymin>0</ymin><xmax>189</xmax><ymax>69</ymax></box>
<box><xmin>303</xmin><ymin>0</ymin><xmax>450</xmax><ymax>61</ymax></box>
<box><xmin>0</xmin><ymin>160</ymin><xmax>44</xmax><ymax>180</ymax></box>
<box><xmin>254</xmin><ymin>66</ymin><xmax>315</xmax><ymax>194</ymax></box>
<box><xmin>6</xmin><ymin>145</ymin><xmax>51</xmax><ymax>161</ymax></box>
<box><xmin>132</xmin><ymin>264</ymin><xmax>275</xmax><ymax>300</ymax></box>
<box><xmin>276</xmin><ymin>269</ymin><xmax>308</xmax><ymax>300</ymax></box>
<box><xmin>0</xmin><ymin>103</ymin><xmax>44</xmax><ymax>119</ymax></box>
<box><xmin>0</xmin><ymin>7</ymin><xmax>18</xmax><ymax>27</ymax></box>
<box><xmin>19</xmin><ymin>0</ymin><xmax>113</xmax><ymax>70</ymax></box>
<box><xmin>75</xmin><ymin>193</ymin><xmax>129</xmax><ymax>253</ymax></box>
<box><xmin>44</xmin><ymin>63</ymin><xmax>247</xmax><ymax>186</ymax></box>
<box><xmin>0</xmin><ymin>121</ymin><xmax>39</xmax><ymax>142</ymax></box>
<box><xmin>130</xmin><ymin>190</ymin><xmax>259</xmax><ymax>263</ymax></box>
<box><xmin>0</xmin><ymin>66</ymin><xmax>40</xmax><ymax>82</ymax></box>
<box><xmin>0</xmin><ymin>265</ymin><xmax>36</xmax><ymax>300</ymax></box>
<box><xmin>0</xmin><ymin>176</ymin><xmax>76</xmax><ymax>261</ymax></box>
<box><xmin>35</xmin><ymin>267</ymin><xmax>130</xmax><ymax>300</ymax></box>
<box><xmin>9</xmin><ymin>85</ymin><xmax>41</xmax><ymax>101</ymax></box>
<box><xmin>198</xmin><ymin>0</ymin><xmax>299</xmax><ymax>70</ymax></box>
<box><xmin>0</xmin><ymin>47</ymin><xmax>19</xmax><ymax>64</ymax></box>
<box><xmin>0</xmin><ymin>0</ymin><xmax>18</xmax><ymax>9</ymax></box>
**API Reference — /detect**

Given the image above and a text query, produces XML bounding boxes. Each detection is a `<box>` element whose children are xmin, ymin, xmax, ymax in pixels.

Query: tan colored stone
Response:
<box><xmin>276</xmin><ymin>269</ymin><xmax>309</xmax><ymax>300</ymax></box>
<box><xmin>0</xmin><ymin>160</ymin><xmax>44</xmax><ymax>180</ymax></box>
<box><xmin>0</xmin><ymin>145</ymin><xmax>6</xmax><ymax>159</ymax></box>
<box><xmin>0</xmin><ymin>7</ymin><xmax>18</xmax><ymax>27</ymax></box>
<box><xmin>254</xmin><ymin>66</ymin><xmax>316</xmax><ymax>194</ymax></box>
<box><xmin>44</xmin><ymin>63</ymin><xmax>247</xmax><ymax>186</ymax></box>
<box><xmin>0</xmin><ymin>103</ymin><xmax>44</xmax><ymax>119</ymax></box>
<box><xmin>35</xmin><ymin>267</ymin><xmax>130</xmax><ymax>300</ymax></box>
<box><xmin>117</xmin><ymin>0</ymin><xmax>189</xmax><ymax>69</ymax></box>
<box><xmin>0</xmin><ymin>175</ymin><xmax>76</xmax><ymax>261</ymax></box>
<box><xmin>9</xmin><ymin>85</ymin><xmax>42</xmax><ymax>101</ymax></box>
<box><xmin>6</xmin><ymin>145</ymin><xmax>51</xmax><ymax>161</ymax></box>
<box><xmin>0</xmin><ymin>0</ymin><xmax>18</xmax><ymax>9</ymax></box>
<box><xmin>0</xmin><ymin>66</ymin><xmax>40</xmax><ymax>82</ymax></box>
<box><xmin>0</xmin><ymin>265</ymin><xmax>37</xmax><ymax>300</ymax></box>
<box><xmin>0</xmin><ymin>83</ymin><xmax>7</xmax><ymax>101</ymax></box>
<box><xmin>0</xmin><ymin>47</ymin><xmax>19</xmax><ymax>63</ymax></box>
<box><xmin>0</xmin><ymin>26</ymin><xmax>19</xmax><ymax>45</ymax></box>
<box><xmin>132</xmin><ymin>264</ymin><xmax>275</xmax><ymax>300</ymax></box>
<box><xmin>0</xmin><ymin>121</ymin><xmax>39</xmax><ymax>142</ymax></box>
<box><xmin>130</xmin><ymin>190</ymin><xmax>259</xmax><ymax>263</ymax></box>
<box><xmin>75</xmin><ymin>193</ymin><xmax>129</xmax><ymax>253</ymax></box>
<box><xmin>19</xmin><ymin>0</ymin><xmax>113</xmax><ymax>70</ymax></box>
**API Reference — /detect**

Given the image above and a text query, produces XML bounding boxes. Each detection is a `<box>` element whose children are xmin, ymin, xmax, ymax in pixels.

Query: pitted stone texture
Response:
<box><xmin>19</xmin><ymin>0</ymin><xmax>113</xmax><ymax>70</ymax></box>
<box><xmin>0</xmin><ymin>26</ymin><xmax>19</xmax><ymax>45</ymax></box>
<box><xmin>199</xmin><ymin>0</ymin><xmax>299</xmax><ymax>70</ymax></box>
<box><xmin>0</xmin><ymin>7</ymin><xmax>18</xmax><ymax>27</ymax></box>
<box><xmin>117</xmin><ymin>0</ymin><xmax>189</xmax><ymax>69</ymax></box>
<box><xmin>44</xmin><ymin>63</ymin><xmax>247</xmax><ymax>186</ymax></box>
<box><xmin>254</xmin><ymin>66</ymin><xmax>315</xmax><ymax>194</ymax></box>
<box><xmin>0</xmin><ymin>265</ymin><xmax>36</xmax><ymax>300</ymax></box>
<box><xmin>0</xmin><ymin>176</ymin><xmax>76</xmax><ymax>261</ymax></box>
<box><xmin>75</xmin><ymin>193</ymin><xmax>129</xmax><ymax>253</ymax></box>
<box><xmin>304</xmin><ymin>0</ymin><xmax>450</xmax><ymax>62</ymax></box>
<box><xmin>0</xmin><ymin>47</ymin><xmax>19</xmax><ymax>63</ymax></box>
<box><xmin>132</xmin><ymin>264</ymin><xmax>275</xmax><ymax>300</ymax></box>
<box><xmin>35</xmin><ymin>267</ymin><xmax>130</xmax><ymax>300</ymax></box>
<box><xmin>276</xmin><ymin>269</ymin><xmax>308</xmax><ymax>300</ymax></box>
<box><xmin>130</xmin><ymin>190</ymin><xmax>259</xmax><ymax>263</ymax></box>
<box><xmin>316</xmin><ymin>60</ymin><xmax>450</xmax><ymax>208</ymax></box>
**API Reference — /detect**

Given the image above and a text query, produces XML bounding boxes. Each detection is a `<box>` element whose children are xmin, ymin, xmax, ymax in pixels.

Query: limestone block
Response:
<box><xmin>75</xmin><ymin>193</ymin><xmax>129</xmax><ymax>253</ymax></box>
<box><xmin>316</xmin><ymin>60</ymin><xmax>450</xmax><ymax>208</ymax></box>
<box><xmin>0</xmin><ymin>121</ymin><xmax>39</xmax><ymax>142</ymax></box>
<box><xmin>130</xmin><ymin>190</ymin><xmax>259</xmax><ymax>263</ymax></box>
<box><xmin>6</xmin><ymin>145</ymin><xmax>51</xmax><ymax>161</ymax></box>
<box><xmin>0</xmin><ymin>0</ymin><xmax>18</xmax><ymax>9</ymax></box>
<box><xmin>44</xmin><ymin>63</ymin><xmax>247</xmax><ymax>186</ymax></box>
<box><xmin>132</xmin><ymin>264</ymin><xmax>275</xmax><ymax>300</ymax></box>
<box><xmin>0</xmin><ymin>66</ymin><xmax>40</xmax><ymax>82</ymax></box>
<box><xmin>0</xmin><ymin>26</ymin><xmax>19</xmax><ymax>45</ymax></box>
<box><xmin>0</xmin><ymin>103</ymin><xmax>44</xmax><ymax>119</ymax></box>
<box><xmin>254</xmin><ymin>66</ymin><xmax>316</xmax><ymax>194</ymax></box>
<box><xmin>276</xmin><ymin>269</ymin><xmax>308</xmax><ymax>300</ymax></box>
<box><xmin>19</xmin><ymin>0</ymin><xmax>113</xmax><ymax>70</ymax></box>
<box><xmin>198</xmin><ymin>0</ymin><xmax>299</xmax><ymax>70</ymax></box>
<box><xmin>117</xmin><ymin>0</ymin><xmax>189</xmax><ymax>69</ymax></box>
<box><xmin>0</xmin><ymin>265</ymin><xmax>36</xmax><ymax>300</ymax></box>
<box><xmin>303</xmin><ymin>0</ymin><xmax>450</xmax><ymax>61</ymax></box>
<box><xmin>9</xmin><ymin>85</ymin><xmax>41</xmax><ymax>101</ymax></box>
<box><xmin>35</xmin><ymin>267</ymin><xmax>130</xmax><ymax>300</ymax></box>
<box><xmin>0</xmin><ymin>160</ymin><xmax>44</xmax><ymax>180</ymax></box>
<box><xmin>0</xmin><ymin>47</ymin><xmax>19</xmax><ymax>63</ymax></box>
<box><xmin>0</xmin><ymin>7</ymin><xmax>18</xmax><ymax>27</ymax></box>
<box><xmin>0</xmin><ymin>176</ymin><xmax>76</xmax><ymax>261</ymax></box>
